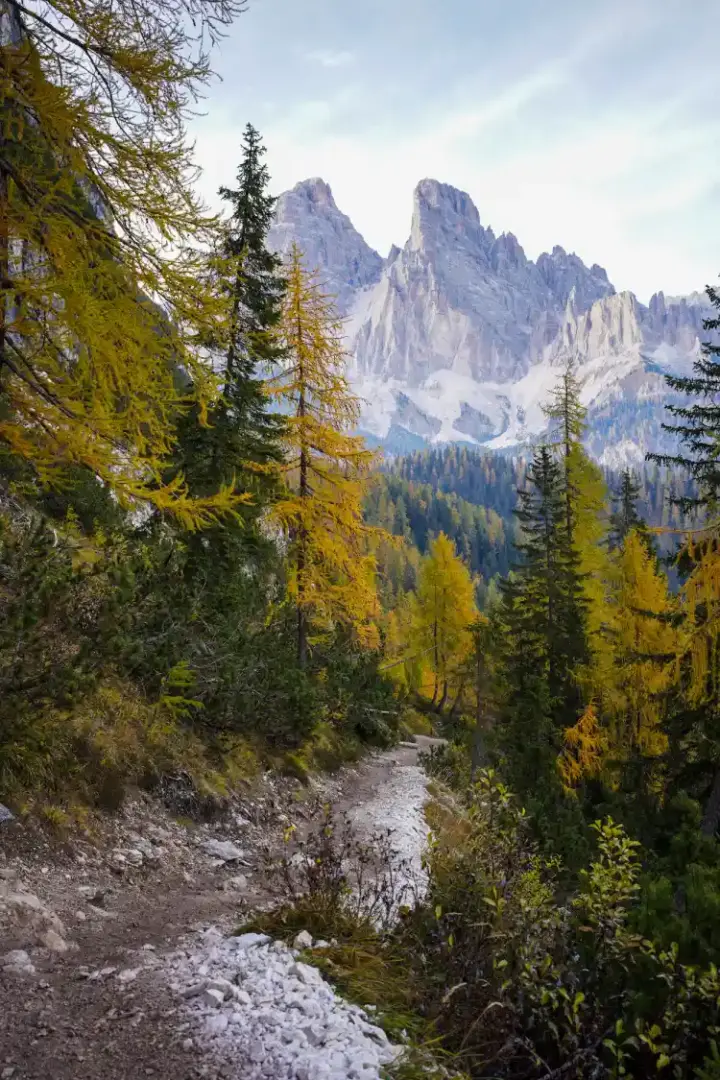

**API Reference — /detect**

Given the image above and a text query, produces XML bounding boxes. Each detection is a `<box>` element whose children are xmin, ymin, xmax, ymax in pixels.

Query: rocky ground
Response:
<box><xmin>0</xmin><ymin>738</ymin><xmax>438</xmax><ymax>1079</ymax></box>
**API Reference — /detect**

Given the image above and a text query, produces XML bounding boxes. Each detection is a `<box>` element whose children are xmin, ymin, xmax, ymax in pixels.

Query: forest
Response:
<box><xmin>2</xmin><ymin>0</ymin><xmax>720</xmax><ymax>1076</ymax></box>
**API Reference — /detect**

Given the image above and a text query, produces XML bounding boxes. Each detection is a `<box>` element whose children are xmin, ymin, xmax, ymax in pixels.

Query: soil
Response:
<box><xmin>0</xmin><ymin>738</ymin><xmax>441</xmax><ymax>1080</ymax></box>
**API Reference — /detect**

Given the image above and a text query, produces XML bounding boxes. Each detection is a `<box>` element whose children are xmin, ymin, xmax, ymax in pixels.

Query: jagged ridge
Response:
<box><xmin>268</xmin><ymin>177</ymin><xmax>710</xmax><ymax>464</ymax></box>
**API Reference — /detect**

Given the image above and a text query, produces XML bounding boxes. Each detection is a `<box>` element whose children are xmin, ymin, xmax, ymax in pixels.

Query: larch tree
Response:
<box><xmin>609</xmin><ymin>529</ymin><xmax>677</xmax><ymax>764</ymax></box>
<box><xmin>410</xmin><ymin>531</ymin><xmax>477</xmax><ymax>709</ymax></box>
<box><xmin>558</xmin><ymin>701</ymin><xmax>607</xmax><ymax>795</ymax></box>
<box><xmin>270</xmin><ymin>244</ymin><xmax>380</xmax><ymax>667</ymax></box>
<box><xmin>0</xmin><ymin>0</ymin><xmax>246</xmax><ymax>526</ymax></box>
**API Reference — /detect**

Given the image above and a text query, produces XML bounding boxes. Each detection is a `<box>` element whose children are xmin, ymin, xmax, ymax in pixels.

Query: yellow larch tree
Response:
<box><xmin>603</xmin><ymin>529</ymin><xmax>678</xmax><ymax>771</ymax></box>
<box><xmin>558</xmin><ymin>701</ymin><xmax>607</xmax><ymax>794</ymax></box>
<box><xmin>410</xmin><ymin>531</ymin><xmax>477</xmax><ymax>708</ymax></box>
<box><xmin>0</xmin><ymin>0</ymin><xmax>246</xmax><ymax>526</ymax></box>
<box><xmin>270</xmin><ymin>244</ymin><xmax>381</xmax><ymax>666</ymax></box>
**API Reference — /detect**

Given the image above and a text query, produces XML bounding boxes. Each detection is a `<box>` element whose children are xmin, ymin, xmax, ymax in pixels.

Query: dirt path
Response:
<box><xmin>0</xmin><ymin>739</ymin><xmax>438</xmax><ymax>1080</ymax></box>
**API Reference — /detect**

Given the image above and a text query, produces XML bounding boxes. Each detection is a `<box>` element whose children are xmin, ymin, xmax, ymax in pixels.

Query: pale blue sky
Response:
<box><xmin>190</xmin><ymin>0</ymin><xmax>720</xmax><ymax>301</ymax></box>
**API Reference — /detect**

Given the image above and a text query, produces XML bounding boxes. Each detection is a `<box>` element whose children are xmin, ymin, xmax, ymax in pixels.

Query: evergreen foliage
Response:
<box><xmin>609</xmin><ymin>468</ymin><xmax>650</xmax><ymax>550</ymax></box>
<box><xmin>650</xmin><ymin>283</ymin><xmax>720</xmax><ymax>512</ymax></box>
<box><xmin>173</xmin><ymin>123</ymin><xmax>286</xmax><ymax>514</ymax></box>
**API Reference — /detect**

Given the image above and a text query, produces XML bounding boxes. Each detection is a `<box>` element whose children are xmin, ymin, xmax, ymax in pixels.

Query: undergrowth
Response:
<box><xmin>243</xmin><ymin>801</ymin><xmax>466</xmax><ymax>1078</ymax></box>
<box><xmin>245</xmin><ymin>775</ymin><xmax>720</xmax><ymax>1080</ymax></box>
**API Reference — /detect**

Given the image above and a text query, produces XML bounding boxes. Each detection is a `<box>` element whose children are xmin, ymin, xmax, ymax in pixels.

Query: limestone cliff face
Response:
<box><xmin>268</xmin><ymin>178</ymin><xmax>383</xmax><ymax>314</ymax></box>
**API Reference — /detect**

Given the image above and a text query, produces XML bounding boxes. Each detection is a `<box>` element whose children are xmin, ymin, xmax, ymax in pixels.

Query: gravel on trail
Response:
<box><xmin>0</xmin><ymin>739</ymin><xmax>437</xmax><ymax>1079</ymax></box>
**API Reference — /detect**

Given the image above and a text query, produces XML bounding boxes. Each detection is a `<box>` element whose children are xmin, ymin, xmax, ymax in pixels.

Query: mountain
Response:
<box><xmin>268</xmin><ymin>178</ymin><xmax>711</xmax><ymax>464</ymax></box>
<box><xmin>270</xmin><ymin>178</ymin><xmax>383</xmax><ymax>314</ymax></box>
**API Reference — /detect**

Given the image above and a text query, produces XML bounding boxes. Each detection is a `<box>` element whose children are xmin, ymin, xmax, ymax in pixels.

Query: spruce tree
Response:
<box><xmin>543</xmin><ymin>360</ymin><xmax>586</xmax><ymax>542</ymax></box>
<box><xmin>609</xmin><ymin>469</ymin><xmax>651</xmax><ymax>551</ymax></box>
<box><xmin>647</xmin><ymin>282</ymin><xmax>720</xmax><ymax>833</ymax></box>
<box><xmin>497</xmin><ymin>446</ymin><xmax>587</xmax><ymax>794</ymax></box>
<box><xmin>175</xmin><ymin>124</ymin><xmax>286</xmax><ymax>510</ymax></box>
<box><xmin>649</xmin><ymin>284</ymin><xmax>720</xmax><ymax>512</ymax></box>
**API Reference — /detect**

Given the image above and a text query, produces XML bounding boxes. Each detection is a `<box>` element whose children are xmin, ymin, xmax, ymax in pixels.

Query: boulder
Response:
<box><xmin>0</xmin><ymin>877</ymin><xmax>67</xmax><ymax>949</ymax></box>
<box><xmin>293</xmin><ymin>930</ymin><xmax>313</xmax><ymax>950</ymax></box>
<box><xmin>1</xmin><ymin>949</ymin><xmax>35</xmax><ymax>976</ymax></box>
<box><xmin>201</xmin><ymin>838</ymin><xmax>247</xmax><ymax>863</ymax></box>
<box><xmin>41</xmin><ymin>929</ymin><xmax>71</xmax><ymax>953</ymax></box>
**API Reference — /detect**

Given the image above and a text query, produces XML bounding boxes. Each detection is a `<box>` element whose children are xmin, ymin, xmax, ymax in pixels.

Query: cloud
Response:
<box><xmin>303</xmin><ymin>48</ymin><xmax>354</xmax><ymax>68</ymax></box>
<box><xmin>189</xmin><ymin>0</ymin><xmax>720</xmax><ymax>300</ymax></box>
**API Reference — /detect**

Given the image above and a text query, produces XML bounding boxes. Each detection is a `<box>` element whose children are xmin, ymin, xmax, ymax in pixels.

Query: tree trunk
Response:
<box><xmin>470</xmin><ymin>647</ymin><xmax>486</xmax><ymax>781</ymax></box>
<box><xmin>296</xmin><ymin>446</ymin><xmax>308</xmax><ymax>668</ymax></box>
<box><xmin>447</xmin><ymin>676</ymin><xmax>467</xmax><ymax>721</ymax></box>
<box><xmin>431</xmin><ymin>611</ymin><xmax>439</xmax><ymax>705</ymax></box>
<box><xmin>701</xmin><ymin>768</ymin><xmax>720</xmax><ymax>837</ymax></box>
<box><xmin>0</xmin><ymin>149</ymin><xmax>8</xmax><ymax>389</ymax></box>
<box><xmin>296</xmin><ymin>334</ymin><xmax>308</xmax><ymax>667</ymax></box>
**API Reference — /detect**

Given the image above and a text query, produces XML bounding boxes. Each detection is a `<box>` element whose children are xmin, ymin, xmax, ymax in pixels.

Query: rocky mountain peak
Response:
<box><xmin>269</xmin><ymin>173</ymin><xmax>709</xmax><ymax>465</ymax></box>
<box><xmin>410</xmin><ymin>179</ymin><xmax>484</xmax><ymax>252</ymax></box>
<box><xmin>290</xmin><ymin>176</ymin><xmax>336</xmax><ymax>209</ymax></box>
<box><xmin>536</xmin><ymin>244</ymin><xmax>614</xmax><ymax>314</ymax></box>
<box><xmin>268</xmin><ymin>176</ymin><xmax>383</xmax><ymax>314</ymax></box>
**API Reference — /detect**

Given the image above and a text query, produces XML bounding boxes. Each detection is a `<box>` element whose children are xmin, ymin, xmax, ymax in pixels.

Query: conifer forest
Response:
<box><xmin>2</xmin><ymin>2</ymin><xmax>720</xmax><ymax>1078</ymax></box>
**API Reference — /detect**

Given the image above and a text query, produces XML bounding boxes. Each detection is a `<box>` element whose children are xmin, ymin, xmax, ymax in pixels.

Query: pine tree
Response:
<box><xmin>648</xmin><ymin>281</ymin><xmax>720</xmax><ymax>832</ymax></box>
<box><xmin>270</xmin><ymin>245</ymin><xmax>380</xmax><ymax>667</ymax></box>
<box><xmin>410</xmin><ymin>532</ymin><xmax>477</xmax><ymax>708</ymax></box>
<box><xmin>496</xmin><ymin>446</ymin><xmax>588</xmax><ymax>793</ymax></box>
<box><xmin>173</xmin><ymin>124</ymin><xmax>285</xmax><ymax>528</ymax></box>
<box><xmin>609</xmin><ymin>469</ymin><xmax>651</xmax><ymax>551</ymax></box>
<box><xmin>649</xmin><ymin>283</ymin><xmax>720</xmax><ymax>512</ymax></box>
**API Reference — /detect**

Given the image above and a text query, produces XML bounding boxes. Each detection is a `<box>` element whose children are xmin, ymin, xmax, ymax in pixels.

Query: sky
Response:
<box><xmin>190</xmin><ymin>0</ymin><xmax>720</xmax><ymax>303</ymax></box>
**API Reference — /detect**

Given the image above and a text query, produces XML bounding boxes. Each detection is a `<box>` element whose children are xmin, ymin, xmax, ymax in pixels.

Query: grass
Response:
<box><xmin>243</xmin><ymin>900</ymin><xmax>467</xmax><ymax>1079</ymax></box>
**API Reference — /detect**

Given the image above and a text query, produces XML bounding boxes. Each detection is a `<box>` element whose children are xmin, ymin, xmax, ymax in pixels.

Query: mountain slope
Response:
<box><xmin>269</xmin><ymin>177</ymin><xmax>711</xmax><ymax>463</ymax></box>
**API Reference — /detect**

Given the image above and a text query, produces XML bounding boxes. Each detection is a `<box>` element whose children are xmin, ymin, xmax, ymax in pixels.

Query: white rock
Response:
<box><xmin>232</xmin><ymin>933</ymin><xmax>270</xmax><ymax>950</ymax></box>
<box><xmin>201</xmin><ymin>839</ymin><xmax>246</xmax><ymax>862</ymax></box>
<box><xmin>206</xmin><ymin>1013</ymin><xmax>229</xmax><ymax>1036</ymax></box>
<box><xmin>199</xmin><ymin>987</ymin><xmax>224</xmax><ymax>1008</ymax></box>
<box><xmin>0</xmin><ymin>878</ymin><xmax>66</xmax><ymax>946</ymax></box>
<box><xmin>293</xmin><ymin>930</ymin><xmax>313</xmax><ymax>950</ymax></box>
<box><xmin>118</xmin><ymin>967</ymin><xmax>141</xmax><ymax>984</ymax></box>
<box><xmin>42</xmin><ymin>928</ymin><xmax>71</xmax><ymax>953</ymax></box>
<box><xmin>1</xmin><ymin>948</ymin><xmax>35</xmax><ymax>975</ymax></box>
